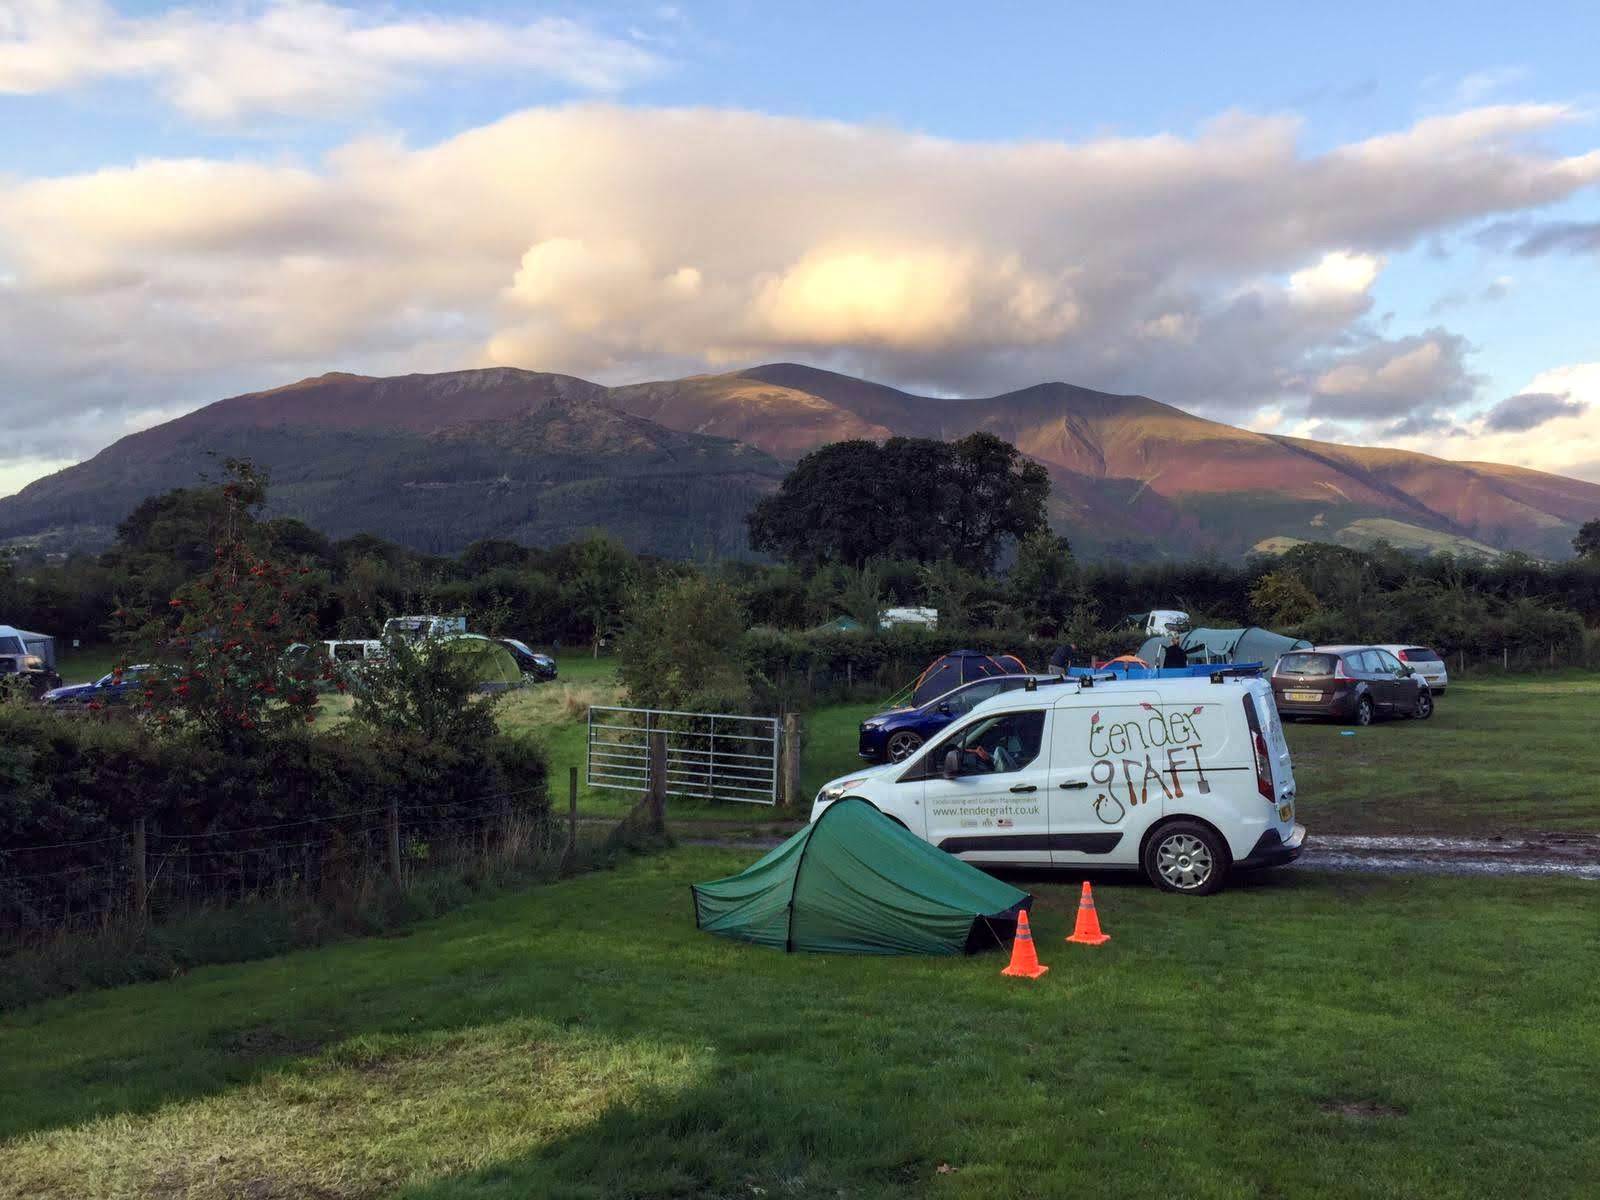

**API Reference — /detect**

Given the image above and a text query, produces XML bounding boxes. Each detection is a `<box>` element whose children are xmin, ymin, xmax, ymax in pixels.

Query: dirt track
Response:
<box><xmin>683</xmin><ymin>831</ymin><xmax>1600</xmax><ymax>880</ymax></box>
<box><xmin>1304</xmin><ymin>833</ymin><xmax>1600</xmax><ymax>879</ymax></box>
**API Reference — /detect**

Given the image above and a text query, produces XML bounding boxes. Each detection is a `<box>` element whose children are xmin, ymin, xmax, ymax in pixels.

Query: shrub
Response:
<box><xmin>0</xmin><ymin>705</ymin><xmax>549</xmax><ymax>945</ymax></box>
<box><xmin>618</xmin><ymin>574</ymin><xmax>751</xmax><ymax>712</ymax></box>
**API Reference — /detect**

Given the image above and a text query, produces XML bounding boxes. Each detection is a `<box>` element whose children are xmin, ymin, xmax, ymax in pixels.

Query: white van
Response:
<box><xmin>812</xmin><ymin>674</ymin><xmax>1304</xmax><ymax>895</ymax></box>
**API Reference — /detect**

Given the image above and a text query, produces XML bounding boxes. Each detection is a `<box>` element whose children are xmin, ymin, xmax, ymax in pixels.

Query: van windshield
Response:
<box><xmin>1277</xmin><ymin>653</ymin><xmax>1337</xmax><ymax>676</ymax></box>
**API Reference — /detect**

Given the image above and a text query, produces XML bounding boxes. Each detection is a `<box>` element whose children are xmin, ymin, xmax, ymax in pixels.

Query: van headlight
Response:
<box><xmin>818</xmin><ymin>778</ymin><xmax>868</xmax><ymax>804</ymax></box>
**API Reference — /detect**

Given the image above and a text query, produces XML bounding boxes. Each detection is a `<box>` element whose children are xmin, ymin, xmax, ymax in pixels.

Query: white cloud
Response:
<box><xmin>1384</xmin><ymin>363</ymin><xmax>1600</xmax><ymax>481</ymax></box>
<box><xmin>1287</xmin><ymin>250</ymin><xmax>1384</xmax><ymax>311</ymax></box>
<box><xmin>0</xmin><ymin>101</ymin><xmax>1599</xmax><ymax>484</ymax></box>
<box><xmin>0</xmin><ymin>455</ymin><xmax>77</xmax><ymax>500</ymax></box>
<box><xmin>0</xmin><ymin>0</ymin><xmax>661</xmax><ymax>121</ymax></box>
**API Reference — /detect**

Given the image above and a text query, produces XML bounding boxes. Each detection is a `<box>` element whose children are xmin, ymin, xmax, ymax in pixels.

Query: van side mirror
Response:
<box><xmin>941</xmin><ymin>750</ymin><xmax>960</xmax><ymax>780</ymax></box>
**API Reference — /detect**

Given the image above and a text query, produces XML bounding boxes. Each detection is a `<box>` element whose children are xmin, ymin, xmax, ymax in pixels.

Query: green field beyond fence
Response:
<box><xmin>532</xmin><ymin>671</ymin><xmax>1600</xmax><ymax>836</ymax></box>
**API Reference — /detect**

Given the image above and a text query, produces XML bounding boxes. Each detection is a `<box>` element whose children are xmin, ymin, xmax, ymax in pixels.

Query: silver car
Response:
<box><xmin>1373</xmin><ymin>644</ymin><xmax>1449</xmax><ymax>695</ymax></box>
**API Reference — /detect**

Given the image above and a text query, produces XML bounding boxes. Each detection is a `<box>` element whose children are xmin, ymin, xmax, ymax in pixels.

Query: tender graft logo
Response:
<box><xmin>1087</xmin><ymin>704</ymin><xmax>1209</xmax><ymax>825</ymax></box>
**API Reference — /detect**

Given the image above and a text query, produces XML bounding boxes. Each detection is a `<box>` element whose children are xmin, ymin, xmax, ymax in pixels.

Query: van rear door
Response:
<box><xmin>1244</xmin><ymin>682</ymin><xmax>1296</xmax><ymax>826</ymax></box>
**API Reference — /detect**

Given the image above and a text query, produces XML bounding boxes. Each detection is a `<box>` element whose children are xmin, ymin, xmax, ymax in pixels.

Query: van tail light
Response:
<box><xmin>1333</xmin><ymin>658</ymin><xmax>1351</xmax><ymax>681</ymax></box>
<box><xmin>1252</xmin><ymin>732</ymin><xmax>1274</xmax><ymax>801</ymax></box>
<box><xmin>1242</xmin><ymin>695</ymin><xmax>1275</xmax><ymax>802</ymax></box>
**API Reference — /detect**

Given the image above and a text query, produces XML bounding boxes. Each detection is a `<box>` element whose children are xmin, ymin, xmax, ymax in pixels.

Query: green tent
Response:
<box><xmin>438</xmin><ymin>635</ymin><xmax>524</xmax><ymax>690</ymax></box>
<box><xmin>691</xmin><ymin>799</ymin><xmax>1031</xmax><ymax>955</ymax></box>
<box><xmin>1137</xmin><ymin>625</ymin><xmax>1311</xmax><ymax>670</ymax></box>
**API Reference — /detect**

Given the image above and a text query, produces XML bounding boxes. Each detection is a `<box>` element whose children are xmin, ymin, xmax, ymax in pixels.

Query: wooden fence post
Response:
<box><xmin>386</xmin><ymin>797</ymin><xmax>403</xmax><ymax>889</ymax></box>
<box><xmin>562</xmin><ymin>765</ymin><xmax>578</xmax><ymax>873</ymax></box>
<box><xmin>131</xmin><ymin>816</ymin><xmax>148</xmax><ymax>917</ymax></box>
<box><xmin>781</xmin><ymin>712</ymin><xmax>802</xmax><ymax>808</ymax></box>
<box><xmin>1503</xmin><ymin>646</ymin><xmax>1509</xmax><ymax>671</ymax></box>
<box><xmin>647</xmin><ymin>731</ymin><xmax>667</xmax><ymax>834</ymax></box>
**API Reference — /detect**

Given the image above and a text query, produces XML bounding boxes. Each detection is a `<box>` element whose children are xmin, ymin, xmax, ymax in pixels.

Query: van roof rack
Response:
<box><xmin>1209</xmin><ymin>668</ymin><xmax>1260</xmax><ymax>682</ymax></box>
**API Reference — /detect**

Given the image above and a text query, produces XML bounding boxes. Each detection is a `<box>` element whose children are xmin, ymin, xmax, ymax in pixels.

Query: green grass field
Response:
<box><xmin>1277</xmin><ymin>674</ymin><xmax>1600</xmax><ymax>833</ymax></box>
<box><xmin>2</xmin><ymin>849</ymin><xmax>1596</xmax><ymax>1199</ymax></box>
<box><xmin>796</xmin><ymin>674</ymin><xmax>1600</xmax><ymax>836</ymax></box>
<box><xmin>50</xmin><ymin>652</ymin><xmax>1600</xmax><ymax>838</ymax></box>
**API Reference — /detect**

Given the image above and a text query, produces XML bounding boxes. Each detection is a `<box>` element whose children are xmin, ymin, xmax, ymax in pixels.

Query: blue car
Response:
<box><xmin>496</xmin><ymin>638</ymin><xmax>558</xmax><ymax>681</ymax></box>
<box><xmin>858</xmin><ymin>675</ymin><xmax>1040</xmax><ymax>763</ymax></box>
<box><xmin>41</xmin><ymin>664</ymin><xmax>155</xmax><ymax>705</ymax></box>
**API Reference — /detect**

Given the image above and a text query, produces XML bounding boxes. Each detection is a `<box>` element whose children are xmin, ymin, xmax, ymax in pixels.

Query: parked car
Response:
<box><xmin>859</xmin><ymin>674</ymin><xmax>1043</xmax><ymax>762</ymax></box>
<box><xmin>0</xmin><ymin>650</ymin><xmax>60</xmax><ymax>697</ymax></box>
<box><xmin>498</xmin><ymin>638</ymin><xmax>558</xmax><ymax>681</ymax></box>
<box><xmin>818</xmin><ymin>673</ymin><xmax>1303</xmax><ymax>896</ymax></box>
<box><xmin>286</xmin><ymin>640</ymin><xmax>386</xmax><ymax>668</ymax></box>
<box><xmin>1271</xmin><ymin>646</ymin><xmax>1433</xmax><ymax>725</ymax></box>
<box><xmin>1373</xmin><ymin>644</ymin><xmax>1448</xmax><ymax>695</ymax></box>
<box><xmin>41</xmin><ymin>664</ymin><xmax>156</xmax><ymax>705</ymax></box>
<box><xmin>382</xmin><ymin>615</ymin><xmax>466</xmax><ymax>641</ymax></box>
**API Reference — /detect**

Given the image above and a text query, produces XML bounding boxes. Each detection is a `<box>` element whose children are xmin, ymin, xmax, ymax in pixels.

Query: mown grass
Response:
<box><xmin>1281</xmin><ymin>674</ymin><xmax>1600</xmax><ymax>833</ymax></box>
<box><xmin>2</xmin><ymin>849</ymin><xmax>1596</xmax><ymax>1198</ymax></box>
<box><xmin>799</xmin><ymin>674</ymin><xmax>1600</xmax><ymax>836</ymax></box>
<box><xmin>52</xmin><ymin>644</ymin><xmax>120</xmax><ymax>685</ymax></box>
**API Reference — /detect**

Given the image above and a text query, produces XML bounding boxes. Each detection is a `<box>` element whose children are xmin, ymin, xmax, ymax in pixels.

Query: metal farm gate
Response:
<box><xmin>586</xmin><ymin>707</ymin><xmax>781</xmax><ymax>806</ymax></box>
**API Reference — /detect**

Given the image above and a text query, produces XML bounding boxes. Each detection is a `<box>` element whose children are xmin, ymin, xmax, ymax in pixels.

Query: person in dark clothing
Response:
<box><xmin>1163</xmin><ymin>635</ymin><xmax>1188</xmax><ymax>669</ymax></box>
<box><xmin>1048</xmin><ymin>642</ymin><xmax>1076</xmax><ymax>672</ymax></box>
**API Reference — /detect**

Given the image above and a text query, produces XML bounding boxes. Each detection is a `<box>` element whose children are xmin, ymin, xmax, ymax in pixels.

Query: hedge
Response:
<box><xmin>0</xmin><ymin>707</ymin><xmax>548</xmax><ymax>942</ymax></box>
<box><xmin>744</xmin><ymin>626</ymin><xmax>1132</xmax><ymax>710</ymax></box>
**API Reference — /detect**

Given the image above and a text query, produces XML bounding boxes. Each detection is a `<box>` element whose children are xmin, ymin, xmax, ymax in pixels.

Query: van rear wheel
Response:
<box><xmin>1144</xmin><ymin>821</ymin><xmax>1227</xmax><ymax>896</ymax></box>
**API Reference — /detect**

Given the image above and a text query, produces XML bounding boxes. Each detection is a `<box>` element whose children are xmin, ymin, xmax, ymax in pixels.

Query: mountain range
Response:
<box><xmin>3</xmin><ymin>363</ymin><xmax>1597</xmax><ymax>561</ymax></box>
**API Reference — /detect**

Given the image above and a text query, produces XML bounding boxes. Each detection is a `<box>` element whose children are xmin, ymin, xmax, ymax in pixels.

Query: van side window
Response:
<box><xmin>936</xmin><ymin>711</ymin><xmax>1046</xmax><ymax>776</ymax></box>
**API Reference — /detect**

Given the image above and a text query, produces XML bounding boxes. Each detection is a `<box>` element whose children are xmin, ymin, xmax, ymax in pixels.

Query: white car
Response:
<box><xmin>1373</xmin><ymin>644</ymin><xmax>1448</xmax><ymax>694</ymax></box>
<box><xmin>813</xmin><ymin>674</ymin><xmax>1305</xmax><ymax>895</ymax></box>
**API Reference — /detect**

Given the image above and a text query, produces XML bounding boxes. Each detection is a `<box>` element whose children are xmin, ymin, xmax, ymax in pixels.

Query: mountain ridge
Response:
<box><xmin>2</xmin><ymin>364</ymin><xmax>1595</xmax><ymax>559</ymax></box>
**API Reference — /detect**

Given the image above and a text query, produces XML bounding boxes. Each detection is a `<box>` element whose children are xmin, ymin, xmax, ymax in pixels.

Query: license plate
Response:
<box><xmin>1284</xmin><ymin>690</ymin><xmax>1321</xmax><ymax>702</ymax></box>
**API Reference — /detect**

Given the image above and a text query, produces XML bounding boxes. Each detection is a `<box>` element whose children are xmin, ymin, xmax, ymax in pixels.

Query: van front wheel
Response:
<box><xmin>1144</xmin><ymin>822</ymin><xmax>1228</xmax><ymax>896</ymax></box>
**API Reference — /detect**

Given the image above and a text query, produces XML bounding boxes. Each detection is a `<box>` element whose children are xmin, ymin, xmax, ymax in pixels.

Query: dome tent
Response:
<box><xmin>1137</xmin><ymin>626</ymin><xmax>1311</xmax><ymax>671</ymax></box>
<box><xmin>692</xmin><ymin>799</ymin><xmax>1031</xmax><ymax>956</ymax></box>
<box><xmin>437</xmin><ymin>634</ymin><xmax>524</xmax><ymax>690</ymax></box>
<box><xmin>909</xmin><ymin>649</ymin><xmax>1027</xmax><ymax>707</ymax></box>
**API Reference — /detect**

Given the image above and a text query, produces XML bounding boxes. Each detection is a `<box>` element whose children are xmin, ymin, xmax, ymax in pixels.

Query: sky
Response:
<box><xmin>1</xmin><ymin>0</ymin><xmax>1598</xmax><ymax>497</ymax></box>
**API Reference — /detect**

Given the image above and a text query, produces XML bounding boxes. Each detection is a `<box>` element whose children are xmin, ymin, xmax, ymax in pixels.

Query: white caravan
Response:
<box><xmin>813</xmin><ymin>674</ymin><xmax>1303</xmax><ymax>895</ymax></box>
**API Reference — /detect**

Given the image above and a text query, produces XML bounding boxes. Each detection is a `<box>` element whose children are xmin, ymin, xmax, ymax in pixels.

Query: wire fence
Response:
<box><xmin>0</xmin><ymin>784</ymin><xmax>559</xmax><ymax>945</ymax></box>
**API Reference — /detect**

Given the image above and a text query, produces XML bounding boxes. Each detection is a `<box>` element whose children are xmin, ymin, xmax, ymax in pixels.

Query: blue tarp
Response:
<box><xmin>1062</xmin><ymin>663</ymin><xmax>1263</xmax><ymax>681</ymax></box>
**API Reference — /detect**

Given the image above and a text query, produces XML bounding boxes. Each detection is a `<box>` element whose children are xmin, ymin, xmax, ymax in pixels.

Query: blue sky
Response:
<box><xmin>1</xmin><ymin>0</ymin><xmax>1598</xmax><ymax>493</ymax></box>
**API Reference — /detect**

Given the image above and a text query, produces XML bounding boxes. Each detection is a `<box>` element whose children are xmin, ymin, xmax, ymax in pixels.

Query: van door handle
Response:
<box><xmin>1059</xmin><ymin>780</ymin><xmax>1089</xmax><ymax>790</ymax></box>
<box><xmin>1009</xmin><ymin>784</ymin><xmax>1037</xmax><ymax>794</ymax></box>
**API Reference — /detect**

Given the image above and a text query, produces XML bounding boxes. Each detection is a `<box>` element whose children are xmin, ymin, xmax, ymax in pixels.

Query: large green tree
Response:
<box><xmin>1574</xmin><ymin>518</ymin><xmax>1600</xmax><ymax>560</ymax></box>
<box><xmin>747</xmin><ymin>433</ymin><xmax>1049</xmax><ymax>570</ymax></box>
<box><xmin>1009</xmin><ymin>531</ymin><xmax>1078</xmax><ymax>634</ymax></box>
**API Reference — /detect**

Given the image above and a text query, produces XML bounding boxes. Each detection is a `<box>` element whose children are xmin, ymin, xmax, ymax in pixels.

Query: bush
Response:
<box><xmin>618</xmin><ymin>574</ymin><xmax>751</xmax><ymax>712</ymax></box>
<box><xmin>0</xmin><ymin>704</ymin><xmax>549</xmax><ymax>945</ymax></box>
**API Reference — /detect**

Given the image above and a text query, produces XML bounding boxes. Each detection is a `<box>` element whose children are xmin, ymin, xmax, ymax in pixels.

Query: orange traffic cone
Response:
<box><xmin>1001</xmin><ymin>909</ymin><xmax>1049</xmax><ymax>978</ymax></box>
<box><xmin>1065</xmin><ymin>881</ymin><xmax>1111</xmax><ymax>945</ymax></box>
